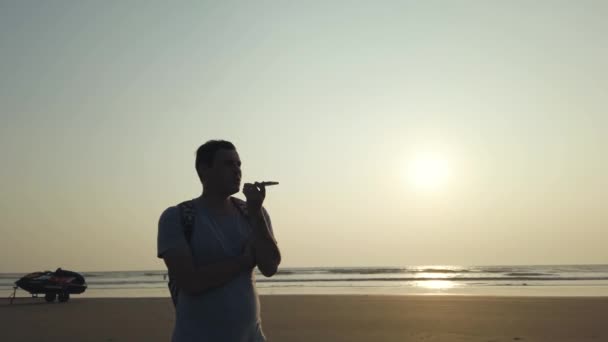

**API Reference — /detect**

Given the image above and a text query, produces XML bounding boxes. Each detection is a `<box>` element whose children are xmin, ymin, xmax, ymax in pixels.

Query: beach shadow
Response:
<box><xmin>1</xmin><ymin>298</ymin><xmax>53</xmax><ymax>308</ymax></box>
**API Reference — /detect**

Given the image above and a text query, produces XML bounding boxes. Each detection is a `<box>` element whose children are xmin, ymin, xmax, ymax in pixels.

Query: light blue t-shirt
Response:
<box><xmin>157</xmin><ymin>199</ymin><xmax>271</xmax><ymax>342</ymax></box>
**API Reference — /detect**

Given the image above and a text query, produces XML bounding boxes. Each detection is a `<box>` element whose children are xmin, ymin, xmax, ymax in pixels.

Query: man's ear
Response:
<box><xmin>198</xmin><ymin>164</ymin><xmax>212</xmax><ymax>181</ymax></box>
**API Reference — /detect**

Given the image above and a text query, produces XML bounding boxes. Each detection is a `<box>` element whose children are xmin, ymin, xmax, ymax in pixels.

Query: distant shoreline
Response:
<box><xmin>3</xmin><ymin>264</ymin><xmax>608</xmax><ymax>298</ymax></box>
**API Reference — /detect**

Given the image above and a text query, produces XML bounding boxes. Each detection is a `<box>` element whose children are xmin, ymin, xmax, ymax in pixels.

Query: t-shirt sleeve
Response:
<box><xmin>157</xmin><ymin>206</ymin><xmax>189</xmax><ymax>258</ymax></box>
<box><xmin>261</xmin><ymin>207</ymin><xmax>277</xmax><ymax>243</ymax></box>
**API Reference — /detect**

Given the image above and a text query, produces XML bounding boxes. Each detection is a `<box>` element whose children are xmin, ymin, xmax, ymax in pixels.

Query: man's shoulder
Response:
<box><xmin>161</xmin><ymin>204</ymin><xmax>180</xmax><ymax>216</ymax></box>
<box><xmin>161</xmin><ymin>198</ymin><xmax>197</xmax><ymax>215</ymax></box>
<box><xmin>156</xmin><ymin>204</ymin><xmax>189</xmax><ymax>259</ymax></box>
<box><xmin>160</xmin><ymin>199</ymin><xmax>200</xmax><ymax>223</ymax></box>
<box><xmin>158</xmin><ymin>205</ymin><xmax>180</xmax><ymax>227</ymax></box>
<box><xmin>159</xmin><ymin>200</ymin><xmax>196</xmax><ymax>224</ymax></box>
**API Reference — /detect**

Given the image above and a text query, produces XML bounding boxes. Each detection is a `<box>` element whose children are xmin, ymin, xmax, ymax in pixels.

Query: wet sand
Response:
<box><xmin>2</xmin><ymin>295</ymin><xmax>607</xmax><ymax>341</ymax></box>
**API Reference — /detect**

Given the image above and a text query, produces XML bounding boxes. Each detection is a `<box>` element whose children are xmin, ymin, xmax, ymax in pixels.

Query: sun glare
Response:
<box><xmin>415</xmin><ymin>280</ymin><xmax>456</xmax><ymax>290</ymax></box>
<box><xmin>407</xmin><ymin>154</ymin><xmax>451</xmax><ymax>191</ymax></box>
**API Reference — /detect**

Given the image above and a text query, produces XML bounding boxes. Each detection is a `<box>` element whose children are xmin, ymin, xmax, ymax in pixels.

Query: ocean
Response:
<box><xmin>3</xmin><ymin>264</ymin><xmax>608</xmax><ymax>298</ymax></box>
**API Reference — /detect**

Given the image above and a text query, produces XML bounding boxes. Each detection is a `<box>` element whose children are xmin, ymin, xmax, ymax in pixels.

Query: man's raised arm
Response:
<box><xmin>243</xmin><ymin>182</ymin><xmax>282</xmax><ymax>277</ymax></box>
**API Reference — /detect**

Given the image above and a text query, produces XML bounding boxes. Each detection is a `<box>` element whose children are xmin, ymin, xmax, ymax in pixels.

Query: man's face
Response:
<box><xmin>207</xmin><ymin>149</ymin><xmax>242</xmax><ymax>195</ymax></box>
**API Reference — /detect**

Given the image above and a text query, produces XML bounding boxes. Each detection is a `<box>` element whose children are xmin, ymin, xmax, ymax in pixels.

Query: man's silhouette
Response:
<box><xmin>157</xmin><ymin>140</ymin><xmax>281</xmax><ymax>342</ymax></box>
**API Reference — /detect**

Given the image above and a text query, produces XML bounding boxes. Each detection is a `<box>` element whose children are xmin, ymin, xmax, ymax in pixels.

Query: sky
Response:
<box><xmin>1</xmin><ymin>1</ymin><xmax>606</xmax><ymax>272</ymax></box>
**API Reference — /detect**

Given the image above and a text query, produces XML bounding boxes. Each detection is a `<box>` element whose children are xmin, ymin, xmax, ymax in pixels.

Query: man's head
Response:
<box><xmin>195</xmin><ymin>140</ymin><xmax>241</xmax><ymax>196</ymax></box>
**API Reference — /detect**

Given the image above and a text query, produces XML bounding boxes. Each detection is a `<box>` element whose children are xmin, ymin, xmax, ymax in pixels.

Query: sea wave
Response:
<box><xmin>255</xmin><ymin>276</ymin><xmax>608</xmax><ymax>283</ymax></box>
<box><xmin>505</xmin><ymin>272</ymin><xmax>555</xmax><ymax>277</ymax></box>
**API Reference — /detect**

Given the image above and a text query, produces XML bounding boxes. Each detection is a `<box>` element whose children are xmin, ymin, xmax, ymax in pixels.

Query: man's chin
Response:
<box><xmin>227</xmin><ymin>185</ymin><xmax>240</xmax><ymax>196</ymax></box>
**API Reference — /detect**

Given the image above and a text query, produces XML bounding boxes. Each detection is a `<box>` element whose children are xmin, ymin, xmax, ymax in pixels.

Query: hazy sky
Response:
<box><xmin>1</xmin><ymin>1</ymin><xmax>607</xmax><ymax>272</ymax></box>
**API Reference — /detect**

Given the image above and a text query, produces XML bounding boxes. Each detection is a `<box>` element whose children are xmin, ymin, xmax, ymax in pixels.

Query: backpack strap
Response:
<box><xmin>178</xmin><ymin>200</ymin><xmax>196</xmax><ymax>244</ymax></box>
<box><xmin>180</xmin><ymin>198</ymin><xmax>245</xmax><ymax>241</ymax></box>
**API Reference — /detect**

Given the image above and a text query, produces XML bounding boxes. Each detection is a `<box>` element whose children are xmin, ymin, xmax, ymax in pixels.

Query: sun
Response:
<box><xmin>407</xmin><ymin>153</ymin><xmax>451</xmax><ymax>191</ymax></box>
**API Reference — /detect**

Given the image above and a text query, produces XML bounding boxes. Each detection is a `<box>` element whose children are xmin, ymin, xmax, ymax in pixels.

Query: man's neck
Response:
<box><xmin>199</xmin><ymin>191</ymin><xmax>233</xmax><ymax>214</ymax></box>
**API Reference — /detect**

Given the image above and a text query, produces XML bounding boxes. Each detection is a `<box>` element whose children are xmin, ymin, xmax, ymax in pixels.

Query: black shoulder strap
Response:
<box><xmin>168</xmin><ymin>199</ymin><xmax>196</xmax><ymax>309</ymax></box>
<box><xmin>178</xmin><ymin>198</ymin><xmax>246</xmax><ymax>241</ymax></box>
<box><xmin>177</xmin><ymin>200</ymin><xmax>196</xmax><ymax>243</ymax></box>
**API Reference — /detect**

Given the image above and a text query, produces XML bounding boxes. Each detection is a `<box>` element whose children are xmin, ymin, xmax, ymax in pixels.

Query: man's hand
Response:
<box><xmin>243</xmin><ymin>182</ymin><xmax>266</xmax><ymax>213</ymax></box>
<box><xmin>242</xmin><ymin>181</ymin><xmax>281</xmax><ymax>277</ymax></box>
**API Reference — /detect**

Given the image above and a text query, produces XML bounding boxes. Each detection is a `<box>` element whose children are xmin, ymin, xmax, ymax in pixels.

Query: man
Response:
<box><xmin>157</xmin><ymin>140</ymin><xmax>281</xmax><ymax>342</ymax></box>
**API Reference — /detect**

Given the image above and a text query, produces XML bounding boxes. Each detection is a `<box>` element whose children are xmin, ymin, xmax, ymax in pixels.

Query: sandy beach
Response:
<box><xmin>1</xmin><ymin>295</ymin><xmax>606</xmax><ymax>341</ymax></box>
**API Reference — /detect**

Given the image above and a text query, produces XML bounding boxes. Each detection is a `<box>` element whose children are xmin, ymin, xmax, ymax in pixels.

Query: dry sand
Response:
<box><xmin>2</xmin><ymin>295</ymin><xmax>607</xmax><ymax>341</ymax></box>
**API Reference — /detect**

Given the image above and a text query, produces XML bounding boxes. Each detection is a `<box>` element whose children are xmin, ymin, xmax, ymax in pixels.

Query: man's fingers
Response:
<box><xmin>243</xmin><ymin>183</ymin><xmax>259</xmax><ymax>191</ymax></box>
<box><xmin>243</xmin><ymin>181</ymin><xmax>276</xmax><ymax>197</ymax></box>
<box><xmin>243</xmin><ymin>183</ymin><xmax>259</xmax><ymax>192</ymax></box>
<box><xmin>243</xmin><ymin>183</ymin><xmax>264</xmax><ymax>200</ymax></box>
<box><xmin>254</xmin><ymin>182</ymin><xmax>266</xmax><ymax>196</ymax></box>
<box><xmin>246</xmin><ymin>182</ymin><xmax>266</xmax><ymax>192</ymax></box>
<box><xmin>244</xmin><ymin>181</ymin><xmax>278</xmax><ymax>188</ymax></box>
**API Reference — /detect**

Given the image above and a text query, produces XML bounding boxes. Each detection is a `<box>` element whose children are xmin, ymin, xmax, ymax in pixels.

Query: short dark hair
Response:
<box><xmin>195</xmin><ymin>140</ymin><xmax>236</xmax><ymax>181</ymax></box>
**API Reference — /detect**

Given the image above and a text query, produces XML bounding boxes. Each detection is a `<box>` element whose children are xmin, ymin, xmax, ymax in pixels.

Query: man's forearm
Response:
<box><xmin>249</xmin><ymin>211</ymin><xmax>281</xmax><ymax>277</ymax></box>
<box><xmin>181</xmin><ymin>256</ymin><xmax>251</xmax><ymax>296</ymax></box>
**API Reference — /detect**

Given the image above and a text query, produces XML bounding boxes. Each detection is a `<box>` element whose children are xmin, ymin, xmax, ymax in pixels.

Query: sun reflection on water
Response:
<box><xmin>415</xmin><ymin>280</ymin><xmax>457</xmax><ymax>290</ymax></box>
<box><xmin>414</xmin><ymin>272</ymin><xmax>452</xmax><ymax>279</ymax></box>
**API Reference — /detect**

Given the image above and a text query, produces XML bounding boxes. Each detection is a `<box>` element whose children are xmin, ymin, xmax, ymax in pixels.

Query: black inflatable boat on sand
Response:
<box><xmin>9</xmin><ymin>268</ymin><xmax>87</xmax><ymax>304</ymax></box>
